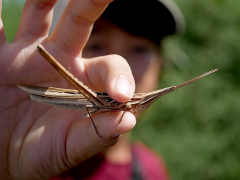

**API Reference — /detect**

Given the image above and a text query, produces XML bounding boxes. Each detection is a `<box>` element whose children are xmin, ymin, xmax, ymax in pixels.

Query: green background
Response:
<box><xmin>2</xmin><ymin>0</ymin><xmax>240</xmax><ymax>179</ymax></box>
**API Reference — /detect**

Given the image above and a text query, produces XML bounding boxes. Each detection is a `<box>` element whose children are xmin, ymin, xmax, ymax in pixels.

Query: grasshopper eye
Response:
<box><xmin>125</xmin><ymin>102</ymin><xmax>131</xmax><ymax>109</ymax></box>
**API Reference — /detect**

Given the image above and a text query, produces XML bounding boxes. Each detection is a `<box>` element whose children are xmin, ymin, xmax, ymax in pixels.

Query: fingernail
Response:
<box><xmin>111</xmin><ymin>134</ymin><xmax>122</xmax><ymax>138</ymax></box>
<box><xmin>115</xmin><ymin>76</ymin><xmax>133</xmax><ymax>97</ymax></box>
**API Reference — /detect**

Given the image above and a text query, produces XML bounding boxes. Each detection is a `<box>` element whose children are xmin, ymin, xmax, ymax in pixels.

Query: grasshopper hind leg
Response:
<box><xmin>85</xmin><ymin>104</ymin><xmax>131</xmax><ymax>137</ymax></box>
<box><xmin>86</xmin><ymin>106</ymin><xmax>102</xmax><ymax>138</ymax></box>
<box><xmin>117</xmin><ymin>108</ymin><xmax>127</xmax><ymax>131</ymax></box>
<box><xmin>117</xmin><ymin>103</ymin><xmax>133</xmax><ymax>130</ymax></box>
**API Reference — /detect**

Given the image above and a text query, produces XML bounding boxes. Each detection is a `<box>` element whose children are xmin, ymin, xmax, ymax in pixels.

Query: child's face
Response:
<box><xmin>83</xmin><ymin>18</ymin><xmax>161</xmax><ymax>93</ymax></box>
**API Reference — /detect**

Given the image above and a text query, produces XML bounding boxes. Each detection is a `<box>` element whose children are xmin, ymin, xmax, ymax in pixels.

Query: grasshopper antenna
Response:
<box><xmin>175</xmin><ymin>68</ymin><xmax>218</xmax><ymax>90</ymax></box>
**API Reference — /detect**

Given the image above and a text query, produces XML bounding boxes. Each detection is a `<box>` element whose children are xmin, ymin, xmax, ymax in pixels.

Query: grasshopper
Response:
<box><xmin>18</xmin><ymin>44</ymin><xmax>218</xmax><ymax>137</ymax></box>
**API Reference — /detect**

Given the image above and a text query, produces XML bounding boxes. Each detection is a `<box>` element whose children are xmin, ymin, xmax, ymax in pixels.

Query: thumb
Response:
<box><xmin>64</xmin><ymin>111</ymin><xmax>136</xmax><ymax>165</ymax></box>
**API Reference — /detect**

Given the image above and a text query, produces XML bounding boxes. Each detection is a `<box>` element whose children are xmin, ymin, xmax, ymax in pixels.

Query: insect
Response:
<box><xmin>18</xmin><ymin>44</ymin><xmax>218</xmax><ymax>137</ymax></box>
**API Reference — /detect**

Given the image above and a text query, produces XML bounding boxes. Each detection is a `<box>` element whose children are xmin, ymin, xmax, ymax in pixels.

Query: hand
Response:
<box><xmin>0</xmin><ymin>0</ymin><xmax>136</xmax><ymax>179</ymax></box>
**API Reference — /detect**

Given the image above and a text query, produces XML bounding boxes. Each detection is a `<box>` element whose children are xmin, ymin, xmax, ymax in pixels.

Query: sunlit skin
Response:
<box><xmin>0</xmin><ymin>0</ymin><xmax>162</xmax><ymax>178</ymax></box>
<box><xmin>0</xmin><ymin>0</ymin><xmax>139</xmax><ymax>179</ymax></box>
<box><xmin>83</xmin><ymin>18</ymin><xmax>162</xmax><ymax>164</ymax></box>
<box><xmin>83</xmin><ymin>18</ymin><xmax>161</xmax><ymax>93</ymax></box>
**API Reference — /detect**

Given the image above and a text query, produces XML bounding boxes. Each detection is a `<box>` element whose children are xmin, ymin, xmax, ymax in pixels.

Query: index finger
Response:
<box><xmin>49</xmin><ymin>0</ymin><xmax>113</xmax><ymax>56</ymax></box>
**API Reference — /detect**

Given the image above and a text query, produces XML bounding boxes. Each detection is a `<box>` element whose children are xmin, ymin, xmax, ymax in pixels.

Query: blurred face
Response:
<box><xmin>83</xmin><ymin>18</ymin><xmax>162</xmax><ymax>93</ymax></box>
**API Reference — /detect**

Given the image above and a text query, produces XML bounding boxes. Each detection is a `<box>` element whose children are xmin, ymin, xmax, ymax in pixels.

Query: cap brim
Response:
<box><xmin>101</xmin><ymin>0</ymin><xmax>185</xmax><ymax>45</ymax></box>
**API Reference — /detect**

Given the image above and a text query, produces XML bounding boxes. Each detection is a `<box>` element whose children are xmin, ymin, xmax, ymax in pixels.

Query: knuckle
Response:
<box><xmin>107</xmin><ymin>54</ymin><xmax>129</xmax><ymax>66</ymax></box>
<box><xmin>69</xmin><ymin>10</ymin><xmax>94</xmax><ymax>27</ymax></box>
<box><xmin>33</xmin><ymin>0</ymin><xmax>56</xmax><ymax>11</ymax></box>
<box><xmin>99</xmin><ymin>54</ymin><xmax>132</xmax><ymax>77</ymax></box>
<box><xmin>54</xmin><ymin>39</ymin><xmax>78</xmax><ymax>56</ymax></box>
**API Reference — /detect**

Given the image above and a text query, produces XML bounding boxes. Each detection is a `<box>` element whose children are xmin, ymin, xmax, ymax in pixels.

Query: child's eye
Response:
<box><xmin>131</xmin><ymin>45</ymin><xmax>150</xmax><ymax>55</ymax></box>
<box><xmin>83</xmin><ymin>42</ymin><xmax>107</xmax><ymax>57</ymax></box>
<box><xmin>88</xmin><ymin>43</ymin><xmax>105</xmax><ymax>52</ymax></box>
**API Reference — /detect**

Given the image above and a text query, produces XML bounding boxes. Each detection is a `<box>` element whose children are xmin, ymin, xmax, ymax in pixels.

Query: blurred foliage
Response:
<box><xmin>132</xmin><ymin>0</ymin><xmax>240</xmax><ymax>180</ymax></box>
<box><xmin>2</xmin><ymin>0</ymin><xmax>240</xmax><ymax>179</ymax></box>
<box><xmin>2</xmin><ymin>0</ymin><xmax>24</xmax><ymax>42</ymax></box>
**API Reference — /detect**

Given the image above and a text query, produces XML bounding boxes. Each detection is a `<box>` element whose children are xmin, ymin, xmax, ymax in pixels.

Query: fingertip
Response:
<box><xmin>94</xmin><ymin>111</ymin><xmax>136</xmax><ymax>138</ymax></box>
<box><xmin>115</xmin><ymin>112</ymin><xmax>136</xmax><ymax>133</ymax></box>
<box><xmin>114</xmin><ymin>76</ymin><xmax>134</xmax><ymax>102</ymax></box>
<box><xmin>83</xmin><ymin>54</ymin><xmax>135</xmax><ymax>102</ymax></box>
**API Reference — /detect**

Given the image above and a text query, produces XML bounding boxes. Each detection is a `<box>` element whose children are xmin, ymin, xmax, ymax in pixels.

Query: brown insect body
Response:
<box><xmin>18</xmin><ymin>44</ymin><xmax>218</xmax><ymax>137</ymax></box>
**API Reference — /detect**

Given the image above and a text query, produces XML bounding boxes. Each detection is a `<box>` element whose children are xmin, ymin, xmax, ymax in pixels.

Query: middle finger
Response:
<box><xmin>50</xmin><ymin>0</ymin><xmax>112</xmax><ymax>57</ymax></box>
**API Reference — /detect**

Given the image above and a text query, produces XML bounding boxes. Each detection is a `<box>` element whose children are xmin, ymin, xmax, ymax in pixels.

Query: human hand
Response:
<box><xmin>0</xmin><ymin>0</ymin><xmax>136</xmax><ymax>179</ymax></box>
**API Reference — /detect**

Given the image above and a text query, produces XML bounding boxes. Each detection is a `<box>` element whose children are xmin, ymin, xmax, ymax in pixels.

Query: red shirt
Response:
<box><xmin>49</xmin><ymin>143</ymin><xmax>169</xmax><ymax>180</ymax></box>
